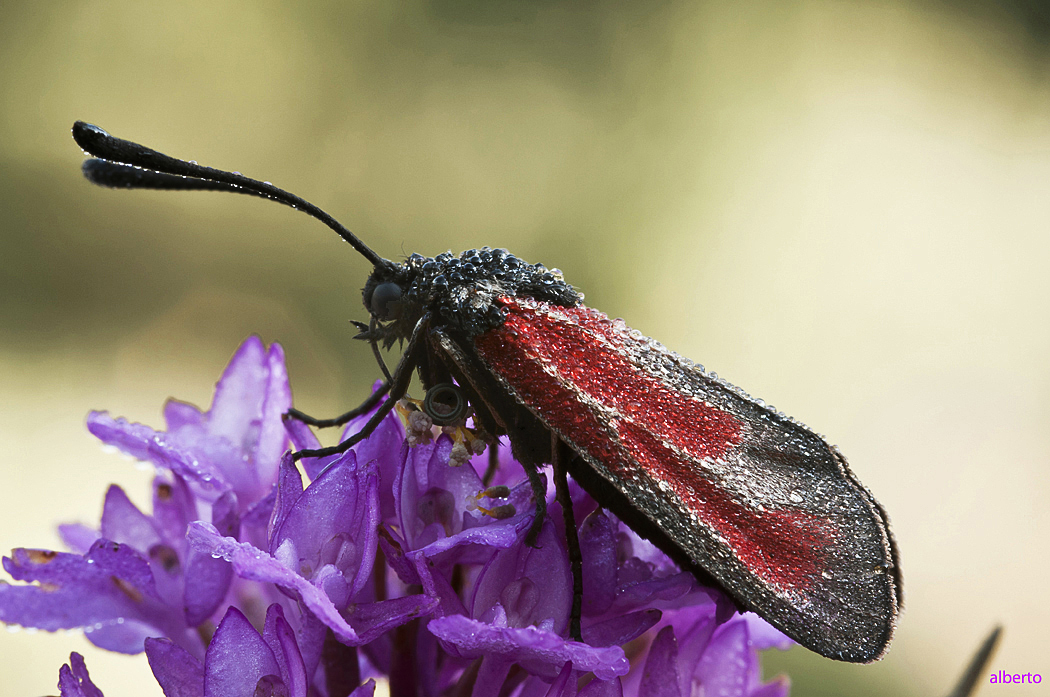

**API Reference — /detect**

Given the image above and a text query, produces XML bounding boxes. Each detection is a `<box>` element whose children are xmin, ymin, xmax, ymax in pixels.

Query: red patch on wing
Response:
<box><xmin>487</xmin><ymin>298</ymin><xmax>741</xmax><ymax>461</ymax></box>
<box><xmin>473</xmin><ymin>296</ymin><xmax>831</xmax><ymax>589</ymax></box>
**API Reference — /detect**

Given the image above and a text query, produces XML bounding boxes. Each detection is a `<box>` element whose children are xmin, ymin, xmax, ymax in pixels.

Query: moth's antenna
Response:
<box><xmin>72</xmin><ymin>121</ymin><xmax>389</xmax><ymax>269</ymax></box>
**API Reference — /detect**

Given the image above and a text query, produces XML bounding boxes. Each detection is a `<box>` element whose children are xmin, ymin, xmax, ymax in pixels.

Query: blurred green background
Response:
<box><xmin>2</xmin><ymin>1</ymin><xmax>1048</xmax><ymax>695</ymax></box>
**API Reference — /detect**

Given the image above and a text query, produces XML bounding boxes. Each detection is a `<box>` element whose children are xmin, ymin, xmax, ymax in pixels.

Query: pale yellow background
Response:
<box><xmin>1</xmin><ymin>2</ymin><xmax>1047</xmax><ymax>696</ymax></box>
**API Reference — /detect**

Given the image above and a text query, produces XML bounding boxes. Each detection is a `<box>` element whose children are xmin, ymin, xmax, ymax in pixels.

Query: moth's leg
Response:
<box><xmin>284</xmin><ymin>380</ymin><xmax>391</xmax><ymax>428</ymax></box>
<box><xmin>292</xmin><ymin>314</ymin><xmax>428</xmax><ymax>461</ymax></box>
<box><xmin>553</xmin><ymin>436</ymin><xmax>584</xmax><ymax>642</ymax></box>
<box><xmin>524</xmin><ymin>464</ymin><xmax>548</xmax><ymax>549</ymax></box>
<box><xmin>482</xmin><ymin>442</ymin><xmax>499</xmax><ymax>486</ymax></box>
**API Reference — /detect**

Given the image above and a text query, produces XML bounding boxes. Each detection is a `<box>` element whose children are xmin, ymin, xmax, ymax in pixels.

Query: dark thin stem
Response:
<box><xmin>553</xmin><ymin>438</ymin><xmax>584</xmax><ymax>642</ymax></box>
<box><xmin>946</xmin><ymin>626</ymin><xmax>1003</xmax><ymax>697</ymax></box>
<box><xmin>389</xmin><ymin>620</ymin><xmax>419</xmax><ymax>697</ymax></box>
<box><xmin>322</xmin><ymin>630</ymin><xmax>360</xmax><ymax>697</ymax></box>
<box><xmin>72</xmin><ymin>121</ymin><xmax>389</xmax><ymax>269</ymax></box>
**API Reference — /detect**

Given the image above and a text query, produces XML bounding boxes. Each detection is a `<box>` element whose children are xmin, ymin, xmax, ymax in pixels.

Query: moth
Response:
<box><xmin>72</xmin><ymin>121</ymin><xmax>901</xmax><ymax>663</ymax></box>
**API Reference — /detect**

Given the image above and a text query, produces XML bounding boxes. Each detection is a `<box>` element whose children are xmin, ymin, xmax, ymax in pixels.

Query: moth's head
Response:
<box><xmin>361</xmin><ymin>256</ymin><xmax>429</xmax><ymax>346</ymax></box>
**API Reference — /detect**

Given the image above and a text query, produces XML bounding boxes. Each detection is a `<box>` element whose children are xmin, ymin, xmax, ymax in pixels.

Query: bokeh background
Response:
<box><xmin>2</xmin><ymin>2</ymin><xmax>1048</xmax><ymax>695</ymax></box>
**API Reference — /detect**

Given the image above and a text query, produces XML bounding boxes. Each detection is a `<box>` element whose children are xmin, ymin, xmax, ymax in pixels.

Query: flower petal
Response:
<box><xmin>428</xmin><ymin>615</ymin><xmax>629</xmax><ymax>681</ymax></box>
<box><xmin>87</xmin><ymin>412</ymin><xmax>216</xmax><ymax>488</ymax></box>
<box><xmin>693</xmin><ymin>619</ymin><xmax>753</xmax><ymax>697</ymax></box>
<box><xmin>145</xmin><ymin>637</ymin><xmax>205</xmax><ymax>697</ymax></box>
<box><xmin>578</xmin><ymin>675</ymin><xmax>623</xmax><ymax>697</ymax></box>
<box><xmin>263</xmin><ymin>604</ymin><xmax>308</xmax><ymax>697</ymax></box>
<box><xmin>739</xmin><ymin>612</ymin><xmax>793</xmax><ymax>651</ymax></box>
<box><xmin>57</xmin><ymin>653</ymin><xmax>105</xmax><ymax>697</ymax></box>
<box><xmin>204</xmin><ymin>606</ymin><xmax>281</xmax><ymax>697</ymax></box>
<box><xmin>579</xmin><ymin>509</ymin><xmax>617</xmax><ymax>617</ymax></box>
<box><xmin>470</xmin><ymin>521</ymin><xmax>570</xmax><ymax>633</ymax></box>
<box><xmin>582</xmin><ymin>609</ymin><xmax>661</xmax><ymax>648</ymax></box>
<box><xmin>271</xmin><ymin>450</ymin><xmax>379</xmax><ymax>600</ymax></box>
<box><xmin>351</xmin><ymin>680</ymin><xmax>377</xmax><ymax>697</ymax></box>
<box><xmin>0</xmin><ymin>540</ymin><xmax>175</xmax><ymax>653</ymax></box>
<box><xmin>187</xmin><ymin>522</ymin><xmax>361</xmax><ymax>645</ymax></box>
<box><xmin>639</xmin><ymin>626</ymin><xmax>681</xmax><ymax>697</ymax></box>
<box><xmin>184</xmin><ymin>492</ymin><xmax>237</xmax><ymax>626</ymax></box>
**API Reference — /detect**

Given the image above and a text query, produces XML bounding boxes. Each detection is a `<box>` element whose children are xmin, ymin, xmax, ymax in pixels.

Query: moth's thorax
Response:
<box><xmin>363</xmin><ymin>247</ymin><xmax>581</xmax><ymax>340</ymax></box>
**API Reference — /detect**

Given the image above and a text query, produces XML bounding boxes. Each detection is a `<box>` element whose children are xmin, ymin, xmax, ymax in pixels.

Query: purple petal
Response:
<box><xmin>351</xmin><ymin>680</ymin><xmax>377</xmax><ymax>697</ymax></box>
<box><xmin>346</xmin><ymin>594</ymin><xmax>440</xmax><ymax>644</ymax></box>
<box><xmin>0</xmin><ymin>541</ymin><xmax>171</xmax><ymax>652</ymax></box>
<box><xmin>639</xmin><ymin>626</ymin><xmax>681</xmax><ymax>697</ymax></box>
<box><xmin>739</xmin><ymin>612</ymin><xmax>793</xmax><ymax>651</ymax></box>
<box><xmin>296</xmin><ymin>609</ymin><xmax>328</xmax><ymax>678</ymax></box>
<box><xmin>268</xmin><ymin>453</ymin><xmax>304</xmax><ymax>549</ymax></box>
<box><xmin>203</xmin><ymin>338</ymin><xmax>291</xmax><ymax>502</ymax></box>
<box><xmin>470</xmin><ymin>521</ymin><xmax>570</xmax><ymax>633</ymax></box>
<box><xmin>87</xmin><ymin>412</ymin><xmax>218</xmax><ymax>489</ymax></box>
<box><xmin>58</xmin><ymin>524</ymin><xmax>100</xmax><ymax>554</ymax></box>
<box><xmin>57</xmin><ymin>653</ymin><xmax>105</xmax><ymax>697</ymax></box>
<box><xmin>578</xmin><ymin>676</ymin><xmax>623</xmax><ymax>697</ymax></box>
<box><xmin>428</xmin><ymin>615</ymin><xmax>629</xmax><ymax>681</ymax></box>
<box><xmin>187</xmin><ymin>522</ymin><xmax>361</xmax><ymax>644</ymax></box>
<box><xmin>343</xmin><ymin>381</ymin><xmax>406</xmax><ymax>518</ymax></box>
<box><xmin>582</xmin><ymin>609</ymin><xmax>661</xmax><ymax>647</ymax></box>
<box><xmin>579</xmin><ymin>510</ymin><xmax>617</xmax><ymax>616</ymax></box>
<box><xmin>413</xmin><ymin>514</ymin><xmax>529</xmax><ymax>559</ymax></box>
<box><xmin>693</xmin><ymin>620</ymin><xmax>753</xmax><ymax>697</ymax></box>
<box><xmin>424</xmin><ymin>437</ymin><xmax>486</xmax><ymax>522</ymax></box>
<box><xmin>471</xmin><ymin>658</ymin><xmax>512</xmax><ymax>697</ymax></box>
<box><xmin>541</xmin><ymin>662</ymin><xmax>575</xmax><ymax>697</ymax></box>
<box><xmin>671</xmin><ymin>612</ymin><xmax>720</xmax><ymax>689</ymax></box>
<box><xmin>100</xmin><ymin>485</ymin><xmax>161</xmax><ymax>552</ymax></box>
<box><xmin>164</xmin><ymin>399</ymin><xmax>204</xmax><ymax>431</ymax></box>
<box><xmin>407</xmin><ymin>550</ymin><xmax>467</xmax><ymax>618</ymax></box>
<box><xmin>90</xmin><ymin>338</ymin><xmax>290</xmax><ymax>508</ymax></box>
<box><xmin>145</xmin><ymin>637</ymin><xmax>205</xmax><ymax>697</ymax></box>
<box><xmin>84</xmin><ymin>618</ymin><xmax>158</xmax><ymax>655</ymax></box>
<box><xmin>257</xmin><ymin>343</ymin><xmax>293</xmax><ymax>485</ymax></box>
<box><xmin>283</xmin><ymin>418</ymin><xmax>336</xmax><ymax>483</ymax></box>
<box><xmin>612</xmin><ymin>571</ymin><xmax>714</xmax><ymax>614</ymax></box>
<box><xmin>271</xmin><ymin>451</ymin><xmax>379</xmax><ymax>600</ymax></box>
<box><xmin>204</xmin><ymin>606</ymin><xmax>281</xmax><ymax>697</ymax></box>
<box><xmin>262</xmin><ymin>604</ymin><xmax>308</xmax><ymax>697</ymax></box>
<box><xmin>242</xmin><ymin>483</ymin><xmax>278</xmax><ymax>534</ymax></box>
<box><xmin>396</xmin><ymin>438</ymin><xmax>454</xmax><ymax>550</ymax></box>
<box><xmin>184</xmin><ymin>492</ymin><xmax>237</xmax><ymax>626</ymax></box>
<box><xmin>151</xmin><ymin>476</ymin><xmax>199</xmax><ymax>546</ymax></box>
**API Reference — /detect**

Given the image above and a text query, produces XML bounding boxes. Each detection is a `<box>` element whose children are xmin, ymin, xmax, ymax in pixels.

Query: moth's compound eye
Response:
<box><xmin>370</xmin><ymin>282</ymin><xmax>402</xmax><ymax>320</ymax></box>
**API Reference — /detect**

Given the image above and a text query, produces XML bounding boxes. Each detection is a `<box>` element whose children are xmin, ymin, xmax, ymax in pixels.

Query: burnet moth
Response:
<box><xmin>72</xmin><ymin>121</ymin><xmax>901</xmax><ymax>663</ymax></box>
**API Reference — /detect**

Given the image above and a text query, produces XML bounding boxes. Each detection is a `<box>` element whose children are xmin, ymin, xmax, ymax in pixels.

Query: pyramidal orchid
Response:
<box><xmin>1</xmin><ymin>337</ymin><xmax>791</xmax><ymax>696</ymax></box>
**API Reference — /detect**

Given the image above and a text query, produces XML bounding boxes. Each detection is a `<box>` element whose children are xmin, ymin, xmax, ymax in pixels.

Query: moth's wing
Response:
<box><xmin>456</xmin><ymin>296</ymin><xmax>900</xmax><ymax>663</ymax></box>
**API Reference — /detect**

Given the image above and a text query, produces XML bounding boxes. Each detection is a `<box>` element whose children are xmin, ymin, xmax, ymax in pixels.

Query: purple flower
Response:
<box><xmin>86</xmin><ymin>336</ymin><xmax>290</xmax><ymax>509</ymax></box>
<box><xmin>1</xmin><ymin>338</ymin><xmax>793</xmax><ymax>696</ymax></box>
<box><xmin>145</xmin><ymin>604</ymin><xmax>378</xmax><ymax>697</ymax></box>
<box><xmin>57</xmin><ymin>653</ymin><xmax>104</xmax><ymax>697</ymax></box>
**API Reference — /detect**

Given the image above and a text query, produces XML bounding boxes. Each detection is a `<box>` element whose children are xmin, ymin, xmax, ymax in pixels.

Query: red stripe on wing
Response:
<box><xmin>491</xmin><ymin>298</ymin><xmax>742</xmax><ymax>461</ymax></box>
<box><xmin>474</xmin><ymin>296</ymin><xmax>831</xmax><ymax>590</ymax></box>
